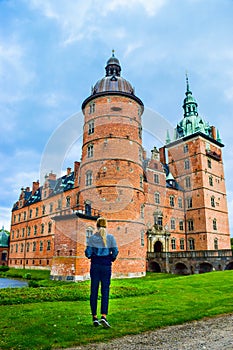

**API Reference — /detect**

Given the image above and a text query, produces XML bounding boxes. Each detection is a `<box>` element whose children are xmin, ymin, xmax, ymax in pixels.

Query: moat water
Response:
<box><xmin>0</xmin><ymin>278</ymin><xmax>28</xmax><ymax>288</ymax></box>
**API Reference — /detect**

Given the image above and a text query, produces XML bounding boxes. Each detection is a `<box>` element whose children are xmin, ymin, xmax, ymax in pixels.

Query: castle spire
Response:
<box><xmin>183</xmin><ymin>73</ymin><xmax>198</xmax><ymax>117</ymax></box>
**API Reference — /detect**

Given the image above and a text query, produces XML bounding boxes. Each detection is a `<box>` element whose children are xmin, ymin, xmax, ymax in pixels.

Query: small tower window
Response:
<box><xmin>207</xmin><ymin>158</ymin><xmax>212</xmax><ymax>168</ymax></box>
<box><xmin>86</xmin><ymin>171</ymin><xmax>93</xmax><ymax>186</ymax></box>
<box><xmin>140</xmin><ymin>204</ymin><xmax>144</xmax><ymax>219</ymax></box>
<box><xmin>183</xmin><ymin>144</ymin><xmax>189</xmax><ymax>153</ymax></box>
<box><xmin>140</xmin><ymin>230</ymin><xmax>145</xmax><ymax>247</ymax></box>
<box><xmin>209</xmin><ymin>176</ymin><xmax>213</xmax><ymax>186</ymax></box>
<box><xmin>213</xmin><ymin>219</ymin><xmax>217</xmax><ymax>231</ymax></box>
<box><xmin>87</xmin><ymin>144</ymin><xmax>94</xmax><ymax>158</ymax></box>
<box><xmin>154</xmin><ymin>192</ymin><xmax>160</xmax><ymax>204</ymax></box>
<box><xmin>211</xmin><ymin>196</ymin><xmax>215</xmax><ymax>207</ymax></box>
<box><xmin>184</xmin><ymin>159</ymin><xmax>190</xmax><ymax>170</ymax></box>
<box><xmin>214</xmin><ymin>237</ymin><xmax>218</xmax><ymax>249</ymax></box>
<box><xmin>140</xmin><ymin>175</ymin><xmax>143</xmax><ymax>188</ymax></box>
<box><xmin>138</xmin><ymin>126</ymin><xmax>142</xmax><ymax>139</ymax></box>
<box><xmin>88</xmin><ymin>120</ymin><xmax>95</xmax><ymax>134</ymax></box>
<box><xmin>89</xmin><ymin>103</ymin><xmax>95</xmax><ymax>114</ymax></box>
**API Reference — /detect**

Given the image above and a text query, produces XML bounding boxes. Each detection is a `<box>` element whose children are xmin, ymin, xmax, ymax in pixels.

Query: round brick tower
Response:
<box><xmin>80</xmin><ymin>52</ymin><xmax>147</xmax><ymax>277</ymax></box>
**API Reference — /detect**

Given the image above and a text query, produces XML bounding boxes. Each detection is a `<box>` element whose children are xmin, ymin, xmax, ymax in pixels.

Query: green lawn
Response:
<box><xmin>0</xmin><ymin>270</ymin><xmax>232</xmax><ymax>350</ymax></box>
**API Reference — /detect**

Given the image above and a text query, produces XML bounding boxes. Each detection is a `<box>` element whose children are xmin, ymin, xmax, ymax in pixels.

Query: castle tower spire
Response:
<box><xmin>183</xmin><ymin>73</ymin><xmax>198</xmax><ymax>117</ymax></box>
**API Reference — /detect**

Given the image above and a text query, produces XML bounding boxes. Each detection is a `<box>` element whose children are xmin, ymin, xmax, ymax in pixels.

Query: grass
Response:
<box><xmin>0</xmin><ymin>270</ymin><xmax>232</xmax><ymax>349</ymax></box>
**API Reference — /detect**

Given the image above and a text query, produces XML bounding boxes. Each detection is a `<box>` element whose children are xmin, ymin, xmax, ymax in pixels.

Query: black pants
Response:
<box><xmin>90</xmin><ymin>264</ymin><xmax>111</xmax><ymax>316</ymax></box>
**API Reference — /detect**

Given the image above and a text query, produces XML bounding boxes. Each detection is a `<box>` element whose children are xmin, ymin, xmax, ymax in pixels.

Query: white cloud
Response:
<box><xmin>103</xmin><ymin>0</ymin><xmax>167</xmax><ymax>16</ymax></box>
<box><xmin>28</xmin><ymin>0</ymin><xmax>167</xmax><ymax>46</ymax></box>
<box><xmin>0</xmin><ymin>39</ymin><xmax>35</xmax><ymax>103</ymax></box>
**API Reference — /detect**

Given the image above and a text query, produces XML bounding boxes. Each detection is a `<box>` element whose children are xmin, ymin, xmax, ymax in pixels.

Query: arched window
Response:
<box><xmin>214</xmin><ymin>238</ymin><xmax>218</xmax><ymax>250</ymax></box>
<box><xmin>41</xmin><ymin>224</ymin><xmax>44</xmax><ymax>234</ymax></box>
<box><xmin>170</xmin><ymin>218</ymin><xmax>175</xmax><ymax>230</ymax></box>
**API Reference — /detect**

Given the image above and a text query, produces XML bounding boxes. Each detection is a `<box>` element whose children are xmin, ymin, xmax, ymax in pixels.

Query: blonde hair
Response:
<box><xmin>97</xmin><ymin>217</ymin><xmax>107</xmax><ymax>247</ymax></box>
<box><xmin>99</xmin><ymin>227</ymin><xmax>107</xmax><ymax>247</ymax></box>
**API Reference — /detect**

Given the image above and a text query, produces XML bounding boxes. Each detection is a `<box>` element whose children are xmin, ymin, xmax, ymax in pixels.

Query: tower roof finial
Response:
<box><xmin>112</xmin><ymin>49</ymin><xmax>115</xmax><ymax>57</ymax></box>
<box><xmin>186</xmin><ymin>70</ymin><xmax>190</xmax><ymax>92</ymax></box>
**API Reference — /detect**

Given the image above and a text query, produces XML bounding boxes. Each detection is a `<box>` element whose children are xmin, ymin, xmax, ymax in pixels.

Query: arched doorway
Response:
<box><xmin>154</xmin><ymin>241</ymin><xmax>163</xmax><ymax>252</ymax></box>
<box><xmin>225</xmin><ymin>261</ymin><xmax>233</xmax><ymax>270</ymax></box>
<box><xmin>174</xmin><ymin>262</ymin><xmax>189</xmax><ymax>275</ymax></box>
<box><xmin>199</xmin><ymin>262</ymin><xmax>213</xmax><ymax>273</ymax></box>
<box><xmin>148</xmin><ymin>261</ymin><xmax>161</xmax><ymax>272</ymax></box>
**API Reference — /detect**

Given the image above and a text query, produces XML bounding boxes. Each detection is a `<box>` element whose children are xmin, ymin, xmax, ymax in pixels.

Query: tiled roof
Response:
<box><xmin>12</xmin><ymin>172</ymin><xmax>75</xmax><ymax>210</ymax></box>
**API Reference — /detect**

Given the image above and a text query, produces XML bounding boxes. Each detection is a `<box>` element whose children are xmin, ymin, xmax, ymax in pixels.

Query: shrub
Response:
<box><xmin>28</xmin><ymin>280</ymin><xmax>40</xmax><ymax>288</ymax></box>
<box><xmin>24</xmin><ymin>273</ymin><xmax>32</xmax><ymax>280</ymax></box>
<box><xmin>0</xmin><ymin>266</ymin><xmax>9</xmax><ymax>272</ymax></box>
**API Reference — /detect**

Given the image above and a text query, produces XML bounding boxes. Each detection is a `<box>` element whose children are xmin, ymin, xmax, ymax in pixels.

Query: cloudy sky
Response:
<box><xmin>1</xmin><ymin>0</ymin><xmax>233</xmax><ymax>235</ymax></box>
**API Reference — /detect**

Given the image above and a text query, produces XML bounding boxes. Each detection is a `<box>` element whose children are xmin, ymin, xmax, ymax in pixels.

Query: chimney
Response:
<box><xmin>74</xmin><ymin>161</ymin><xmax>80</xmax><ymax>174</ymax></box>
<box><xmin>32</xmin><ymin>181</ymin><xmax>40</xmax><ymax>195</ymax></box>
<box><xmin>159</xmin><ymin>146</ymin><xmax>166</xmax><ymax>164</ymax></box>
<box><xmin>48</xmin><ymin>172</ymin><xmax>56</xmax><ymax>181</ymax></box>
<box><xmin>211</xmin><ymin>126</ymin><xmax>216</xmax><ymax>140</ymax></box>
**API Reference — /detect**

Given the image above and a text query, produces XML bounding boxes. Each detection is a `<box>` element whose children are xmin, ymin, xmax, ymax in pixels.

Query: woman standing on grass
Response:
<box><xmin>85</xmin><ymin>217</ymin><xmax>118</xmax><ymax>328</ymax></box>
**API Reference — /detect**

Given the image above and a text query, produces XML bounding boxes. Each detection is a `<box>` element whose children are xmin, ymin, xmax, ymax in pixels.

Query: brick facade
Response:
<box><xmin>9</xmin><ymin>54</ymin><xmax>233</xmax><ymax>279</ymax></box>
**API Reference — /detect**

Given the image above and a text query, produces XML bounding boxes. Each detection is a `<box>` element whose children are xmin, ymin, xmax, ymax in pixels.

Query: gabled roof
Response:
<box><xmin>12</xmin><ymin>171</ymin><xmax>75</xmax><ymax>210</ymax></box>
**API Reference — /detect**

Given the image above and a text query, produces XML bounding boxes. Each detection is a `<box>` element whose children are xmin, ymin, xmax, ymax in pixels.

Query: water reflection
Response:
<box><xmin>0</xmin><ymin>278</ymin><xmax>28</xmax><ymax>288</ymax></box>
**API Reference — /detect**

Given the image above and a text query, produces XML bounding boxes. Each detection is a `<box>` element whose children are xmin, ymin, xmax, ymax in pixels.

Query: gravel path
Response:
<box><xmin>65</xmin><ymin>313</ymin><xmax>233</xmax><ymax>350</ymax></box>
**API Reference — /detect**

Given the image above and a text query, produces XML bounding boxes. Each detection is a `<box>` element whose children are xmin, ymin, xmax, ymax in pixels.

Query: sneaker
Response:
<box><xmin>100</xmin><ymin>316</ymin><xmax>111</xmax><ymax>328</ymax></box>
<box><xmin>93</xmin><ymin>317</ymin><xmax>100</xmax><ymax>327</ymax></box>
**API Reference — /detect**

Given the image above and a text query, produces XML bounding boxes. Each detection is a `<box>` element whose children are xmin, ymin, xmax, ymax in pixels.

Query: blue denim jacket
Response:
<box><xmin>85</xmin><ymin>233</ymin><xmax>118</xmax><ymax>265</ymax></box>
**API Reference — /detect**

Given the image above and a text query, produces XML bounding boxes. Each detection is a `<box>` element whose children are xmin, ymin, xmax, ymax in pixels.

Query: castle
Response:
<box><xmin>9</xmin><ymin>53</ymin><xmax>233</xmax><ymax>279</ymax></box>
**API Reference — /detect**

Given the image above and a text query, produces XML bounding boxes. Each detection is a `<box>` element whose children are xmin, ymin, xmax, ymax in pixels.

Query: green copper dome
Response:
<box><xmin>172</xmin><ymin>74</ymin><xmax>212</xmax><ymax>141</ymax></box>
<box><xmin>0</xmin><ymin>227</ymin><xmax>9</xmax><ymax>248</ymax></box>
